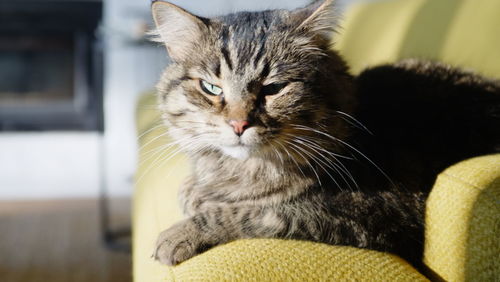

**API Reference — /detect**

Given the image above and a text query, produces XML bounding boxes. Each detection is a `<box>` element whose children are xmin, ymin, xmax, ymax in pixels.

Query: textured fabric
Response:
<box><xmin>170</xmin><ymin>239</ymin><xmax>427</xmax><ymax>281</ymax></box>
<box><xmin>424</xmin><ymin>154</ymin><xmax>500</xmax><ymax>282</ymax></box>
<box><xmin>133</xmin><ymin>93</ymin><xmax>188</xmax><ymax>282</ymax></box>
<box><xmin>336</xmin><ymin>0</ymin><xmax>500</xmax><ymax>77</ymax></box>
<box><xmin>133</xmin><ymin>0</ymin><xmax>500</xmax><ymax>280</ymax></box>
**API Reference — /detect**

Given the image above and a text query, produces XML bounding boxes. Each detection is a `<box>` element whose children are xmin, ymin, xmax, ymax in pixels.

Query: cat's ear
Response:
<box><xmin>291</xmin><ymin>0</ymin><xmax>337</xmax><ymax>42</ymax></box>
<box><xmin>151</xmin><ymin>1</ymin><xmax>207</xmax><ymax>61</ymax></box>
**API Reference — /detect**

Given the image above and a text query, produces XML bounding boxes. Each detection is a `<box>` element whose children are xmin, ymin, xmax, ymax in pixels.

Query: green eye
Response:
<box><xmin>200</xmin><ymin>80</ymin><xmax>223</xmax><ymax>96</ymax></box>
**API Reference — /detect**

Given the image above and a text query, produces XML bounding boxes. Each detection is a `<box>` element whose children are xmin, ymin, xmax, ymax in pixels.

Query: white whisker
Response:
<box><xmin>291</xmin><ymin>124</ymin><xmax>394</xmax><ymax>186</ymax></box>
<box><xmin>137</xmin><ymin>122</ymin><xmax>165</xmax><ymax>140</ymax></box>
<box><xmin>284</xmin><ymin>140</ymin><xmax>322</xmax><ymax>186</ymax></box>
<box><xmin>275</xmin><ymin>140</ymin><xmax>307</xmax><ymax>179</ymax></box>
<box><xmin>137</xmin><ymin>131</ymin><xmax>171</xmax><ymax>153</ymax></box>
<box><xmin>137</xmin><ymin>133</ymin><xmax>201</xmax><ymax>166</ymax></box>
<box><xmin>288</xmin><ymin>139</ymin><xmax>342</xmax><ymax>191</ymax></box>
<box><xmin>335</xmin><ymin>110</ymin><xmax>373</xmax><ymax>135</ymax></box>
<box><xmin>291</xmin><ymin>136</ymin><xmax>352</xmax><ymax>191</ymax></box>
<box><xmin>269</xmin><ymin>140</ymin><xmax>285</xmax><ymax>166</ymax></box>
<box><xmin>136</xmin><ymin>134</ymin><xmax>209</xmax><ymax>184</ymax></box>
<box><xmin>290</xmin><ymin>134</ymin><xmax>358</xmax><ymax>190</ymax></box>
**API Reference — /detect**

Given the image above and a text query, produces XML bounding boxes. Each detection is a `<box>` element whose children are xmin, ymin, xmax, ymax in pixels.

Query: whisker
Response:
<box><xmin>332</xmin><ymin>157</ymin><xmax>359</xmax><ymax>190</ymax></box>
<box><xmin>137</xmin><ymin>122</ymin><xmax>165</xmax><ymax>140</ymax></box>
<box><xmin>288</xmin><ymin>139</ymin><xmax>342</xmax><ymax>191</ymax></box>
<box><xmin>291</xmin><ymin>137</ymin><xmax>352</xmax><ymax>191</ymax></box>
<box><xmin>137</xmin><ymin>131</ymin><xmax>171</xmax><ymax>153</ymax></box>
<box><xmin>138</xmin><ymin>136</ymin><xmax>193</xmax><ymax>167</ymax></box>
<box><xmin>136</xmin><ymin>141</ymin><xmax>188</xmax><ymax>184</ymax></box>
<box><xmin>290</xmin><ymin>135</ymin><xmax>359</xmax><ymax>189</ymax></box>
<box><xmin>291</xmin><ymin>124</ymin><xmax>394</xmax><ymax>186</ymax></box>
<box><xmin>334</xmin><ymin>110</ymin><xmax>373</xmax><ymax>135</ymax></box>
<box><xmin>174</xmin><ymin>120</ymin><xmax>217</xmax><ymax>126</ymax></box>
<box><xmin>275</xmin><ymin>140</ymin><xmax>307</xmax><ymax>179</ymax></box>
<box><xmin>156</xmin><ymin>139</ymin><xmax>210</xmax><ymax>184</ymax></box>
<box><xmin>269</xmin><ymin>140</ymin><xmax>285</xmax><ymax>167</ymax></box>
<box><xmin>136</xmin><ymin>134</ymin><xmax>208</xmax><ymax>184</ymax></box>
<box><xmin>285</xmin><ymin>133</ymin><xmax>352</xmax><ymax>160</ymax></box>
<box><xmin>284</xmin><ymin>140</ymin><xmax>322</xmax><ymax>186</ymax></box>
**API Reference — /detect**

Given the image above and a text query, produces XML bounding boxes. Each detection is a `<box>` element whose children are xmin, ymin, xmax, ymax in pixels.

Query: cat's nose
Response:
<box><xmin>229</xmin><ymin>120</ymin><xmax>250</xmax><ymax>136</ymax></box>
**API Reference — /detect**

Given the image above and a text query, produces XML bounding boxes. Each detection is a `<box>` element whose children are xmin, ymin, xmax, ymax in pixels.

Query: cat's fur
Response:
<box><xmin>150</xmin><ymin>0</ymin><xmax>500</xmax><ymax>268</ymax></box>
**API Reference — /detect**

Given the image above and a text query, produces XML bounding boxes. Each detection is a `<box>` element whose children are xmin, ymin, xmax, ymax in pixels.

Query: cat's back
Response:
<box><xmin>352</xmin><ymin>59</ymin><xmax>500</xmax><ymax>191</ymax></box>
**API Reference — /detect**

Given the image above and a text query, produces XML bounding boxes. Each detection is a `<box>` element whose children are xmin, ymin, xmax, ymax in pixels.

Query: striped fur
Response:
<box><xmin>151</xmin><ymin>0</ymin><xmax>500</xmax><ymax>269</ymax></box>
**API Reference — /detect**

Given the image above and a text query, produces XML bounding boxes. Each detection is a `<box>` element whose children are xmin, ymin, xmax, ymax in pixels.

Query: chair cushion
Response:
<box><xmin>336</xmin><ymin>0</ymin><xmax>500</xmax><ymax>78</ymax></box>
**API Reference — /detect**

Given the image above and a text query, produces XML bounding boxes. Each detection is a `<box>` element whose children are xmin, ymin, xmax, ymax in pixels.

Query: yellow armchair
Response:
<box><xmin>133</xmin><ymin>0</ymin><xmax>500</xmax><ymax>280</ymax></box>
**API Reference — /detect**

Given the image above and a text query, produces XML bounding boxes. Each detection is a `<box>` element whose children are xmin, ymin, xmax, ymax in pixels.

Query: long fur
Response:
<box><xmin>150</xmin><ymin>0</ymin><xmax>500</xmax><ymax>269</ymax></box>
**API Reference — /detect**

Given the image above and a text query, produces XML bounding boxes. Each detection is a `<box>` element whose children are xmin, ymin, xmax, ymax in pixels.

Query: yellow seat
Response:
<box><xmin>133</xmin><ymin>0</ymin><xmax>500</xmax><ymax>280</ymax></box>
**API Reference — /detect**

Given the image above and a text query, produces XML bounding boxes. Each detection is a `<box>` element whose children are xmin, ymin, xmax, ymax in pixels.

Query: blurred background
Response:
<box><xmin>0</xmin><ymin>0</ymin><xmax>373</xmax><ymax>281</ymax></box>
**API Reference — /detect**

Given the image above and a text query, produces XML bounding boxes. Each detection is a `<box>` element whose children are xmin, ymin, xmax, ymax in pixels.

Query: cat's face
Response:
<box><xmin>153</xmin><ymin>0</ymin><xmax>352</xmax><ymax>160</ymax></box>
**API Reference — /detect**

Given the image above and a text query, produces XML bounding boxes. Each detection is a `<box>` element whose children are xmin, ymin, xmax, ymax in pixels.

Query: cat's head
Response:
<box><xmin>152</xmin><ymin>0</ymin><xmax>353</xmax><ymax>160</ymax></box>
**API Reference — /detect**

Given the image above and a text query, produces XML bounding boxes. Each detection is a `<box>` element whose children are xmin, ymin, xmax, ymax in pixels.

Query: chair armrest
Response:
<box><xmin>165</xmin><ymin>239</ymin><xmax>427</xmax><ymax>281</ymax></box>
<box><xmin>424</xmin><ymin>154</ymin><xmax>500</xmax><ymax>281</ymax></box>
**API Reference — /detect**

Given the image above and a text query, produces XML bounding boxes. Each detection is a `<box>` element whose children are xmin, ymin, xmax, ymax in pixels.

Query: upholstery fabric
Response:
<box><xmin>336</xmin><ymin>0</ymin><xmax>500</xmax><ymax>77</ymax></box>
<box><xmin>166</xmin><ymin>239</ymin><xmax>427</xmax><ymax>281</ymax></box>
<box><xmin>133</xmin><ymin>0</ymin><xmax>500</xmax><ymax>280</ymax></box>
<box><xmin>424</xmin><ymin>155</ymin><xmax>499</xmax><ymax>281</ymax></box>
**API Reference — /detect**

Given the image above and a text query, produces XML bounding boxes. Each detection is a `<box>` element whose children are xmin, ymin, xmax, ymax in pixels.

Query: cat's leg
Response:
<box><xmin>177</xmin><ymin>175</ymin><xmax>197</xmax><ymax>216</ymax></box>
<box><xmin>153</xmin><ymin>201</ymin><xmax>353</xmax><ymax>265</ymax></box>
<box><xmin>153</xmin><ymin>205</ymin><xmax>286</xmax><ymax>265</ymax></box>
<box><xmin>153</xmin><ymin>192</ymin><xmax>424</xmax><ymax>266</ymax></box>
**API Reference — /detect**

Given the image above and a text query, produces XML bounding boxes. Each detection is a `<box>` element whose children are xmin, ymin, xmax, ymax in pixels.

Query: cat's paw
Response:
<box><xmin>153</xmin><ymin>221</ymin><xmax>202</xmax><ymax>265</ymax></box>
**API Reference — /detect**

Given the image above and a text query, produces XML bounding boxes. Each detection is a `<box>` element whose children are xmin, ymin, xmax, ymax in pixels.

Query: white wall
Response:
<box><xmin>0</xmin><ymin>133</ymin><xmax>101</xmax><ymax>199</ymax></box>
<box><xmin>102</xmin><ymin>0</ymin><xmax>167</xmax><ymax>197</ymax></box>
<box><xmin>165</xmin><ymin>0</ymin><xmax>308</xmax><ymax>16</ymax></box>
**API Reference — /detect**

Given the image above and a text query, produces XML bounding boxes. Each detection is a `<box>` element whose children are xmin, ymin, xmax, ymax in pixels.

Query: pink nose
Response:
<box><xmin>229</xmin><ymin>120</ymin><xmax>250</xmax><ymax>136</ymax></box>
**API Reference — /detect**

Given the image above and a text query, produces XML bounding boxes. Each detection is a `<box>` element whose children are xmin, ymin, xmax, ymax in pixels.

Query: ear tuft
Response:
<box><xmin>291</xmin><ymin>0</ymin><xmax>338</xmax><ymax>42</ymax></box>
<box><xmin>150</xmin><ymin>1</ymin><xmax>207</xmax><ymax>61</ymax></box>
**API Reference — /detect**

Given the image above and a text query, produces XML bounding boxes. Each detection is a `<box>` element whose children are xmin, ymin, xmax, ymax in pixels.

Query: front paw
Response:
<box><xmin>153</xmin><ymin>221</ymin><xmax>202</xmax><ymax>265</ymax></box>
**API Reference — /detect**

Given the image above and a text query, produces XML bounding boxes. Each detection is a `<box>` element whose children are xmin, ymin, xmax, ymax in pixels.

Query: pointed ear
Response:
<box><xmin>291</xmin><ymin>0</ymin><xmax>337</xmax><ymax>42</ymax></box>
<box><xmin>151</xmin><ymin>1</ymin><xmax>207</xmax><ymax>61</ymax></box>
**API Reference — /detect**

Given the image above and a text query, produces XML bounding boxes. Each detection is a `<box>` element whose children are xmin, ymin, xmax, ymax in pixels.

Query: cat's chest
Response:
<box><xmin>178</xmin><ymin>158</ymin><xmax>315</xmax><ymax>216</ymax></box>
<box><xmin>178</xmin><ymin>175</ymin><xmax>259</xmax><ymax>215</ymax></box>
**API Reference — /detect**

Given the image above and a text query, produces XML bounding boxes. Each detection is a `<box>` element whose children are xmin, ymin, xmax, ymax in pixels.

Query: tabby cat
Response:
<box><xmin>150</xmin><ymin>0</ymin><xmax>500</xmax><ymax>268</ymax></box>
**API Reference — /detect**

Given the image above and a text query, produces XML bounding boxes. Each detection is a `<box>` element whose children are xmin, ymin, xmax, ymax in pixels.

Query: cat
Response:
<box><xmin>149</xmin><ymin>0</ymin><xmax>500</xmax><ymax>269</ymax></box>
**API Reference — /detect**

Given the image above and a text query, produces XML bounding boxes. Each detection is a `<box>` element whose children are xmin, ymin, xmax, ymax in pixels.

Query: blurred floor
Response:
<box><xmin>0</xmin><ymin>198</ymin><xmax>131</xmax><ymax>282</ymax></box>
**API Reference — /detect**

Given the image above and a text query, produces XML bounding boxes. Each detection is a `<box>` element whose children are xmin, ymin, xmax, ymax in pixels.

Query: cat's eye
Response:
<box><xmin>200</xmin><ymin>80</ymin><xmax>223</xmax><ymax>96</ymax></box>
<box><xmin>261</xmin><ymin>82</ymin><xmax>288</xmax><ymax>96</ymax></box>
